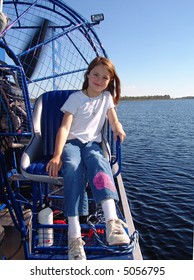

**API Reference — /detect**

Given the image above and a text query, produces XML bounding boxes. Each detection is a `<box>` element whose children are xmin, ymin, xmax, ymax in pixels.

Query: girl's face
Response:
<box><xmin>87</xmin><ymin>64</ymin><xmax>111</xmax><ymax>95</ymax></box>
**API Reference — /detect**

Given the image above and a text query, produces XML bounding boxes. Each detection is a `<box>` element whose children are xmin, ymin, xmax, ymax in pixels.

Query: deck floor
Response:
<box><xmin>0</xmin><ymin>209</ymin><xmax>135</xmax><ymax>260</ymax></box>
<box><xmin>0</xmin><ymin>209</ymin><xmax>31</xmax><ymax>260</ymax></box>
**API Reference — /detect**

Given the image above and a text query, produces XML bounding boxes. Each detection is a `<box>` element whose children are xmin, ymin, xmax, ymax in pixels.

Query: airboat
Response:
<box><xmin>0</xmin><ymin>0</ymin><xmax>142</xmax><ymax>260</ymax></box>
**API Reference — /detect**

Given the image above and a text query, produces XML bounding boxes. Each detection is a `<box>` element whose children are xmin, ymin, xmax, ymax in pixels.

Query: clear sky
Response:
<box><xmin>64</xmin><ymin>0</ymin><xmax>194</xmax><ymax>98</ymax></box>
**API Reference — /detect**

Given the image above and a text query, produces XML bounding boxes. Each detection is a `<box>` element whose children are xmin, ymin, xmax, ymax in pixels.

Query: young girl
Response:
<box><xmin>46</xmin><ymin>56</ymin><xmax>129</xmax><ymax>260</ymax></box>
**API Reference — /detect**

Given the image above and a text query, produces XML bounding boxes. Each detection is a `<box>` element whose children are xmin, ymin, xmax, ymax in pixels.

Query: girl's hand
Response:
<box><xmin>113</xmin><ymin>128</ymin><xmax>126</xmax><ymax>143</ymax></box>
<box><xmin>46</xmin><ymin>156</ymin><xmax>62</xmax><ymax>177</ymax></box>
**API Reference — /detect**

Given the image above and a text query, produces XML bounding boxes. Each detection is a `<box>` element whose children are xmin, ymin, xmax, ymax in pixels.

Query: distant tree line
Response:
<box><xmin>179</xmin><ymin>96</ymin><xmax>194</xmax><ymax>99</ymax></box>
<box><xmin>120</xmin><ymin>95</ymin><xmax>171</xmax><ymax>101</ymax></box>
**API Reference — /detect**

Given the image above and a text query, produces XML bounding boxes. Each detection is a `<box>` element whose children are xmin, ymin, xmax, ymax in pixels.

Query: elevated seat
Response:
<box><xmin>20</xmin><ymin>90</ymin><xmax>113</xmax><ymax>185</ymax></box>
<box><xmin>21</xmin><ymin>90</ymin><xmax>76</xmax><ymax>184</ymax></box>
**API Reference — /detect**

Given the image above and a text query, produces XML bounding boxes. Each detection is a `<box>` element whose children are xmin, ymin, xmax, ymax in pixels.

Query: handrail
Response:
<box><xmin>112</xmin><ymin>137</ymin><xmax>122</xmax><ymax>177</ymax></box>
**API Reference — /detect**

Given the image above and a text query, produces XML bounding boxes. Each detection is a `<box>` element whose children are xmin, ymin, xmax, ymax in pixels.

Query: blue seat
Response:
<box><xmin>21</xmin><ymin>90</ymin><xmax>76</xmax><ymax>184</ymax></box>
<box><xmin>21</xmin><ymin>90</ymin><xmax>112</xmax><ymax>185</ymax></box>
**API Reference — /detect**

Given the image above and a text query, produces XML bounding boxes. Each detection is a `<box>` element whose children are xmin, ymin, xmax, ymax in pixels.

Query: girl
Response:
<box><xmin>46</xmin><ymin>56</ymin><xmax>129</xmax><ymax>260</ymax></box>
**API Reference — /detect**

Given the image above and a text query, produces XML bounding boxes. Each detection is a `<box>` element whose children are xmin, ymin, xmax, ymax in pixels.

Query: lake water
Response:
<box><xmin>117</xmin><ymin>99</ymin><xmax>194</xmax><ymax>260</ymax></box>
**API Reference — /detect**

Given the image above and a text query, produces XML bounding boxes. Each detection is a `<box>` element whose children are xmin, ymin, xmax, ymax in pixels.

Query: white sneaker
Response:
<box><xmin>68</xmin><ymin>237</ymin><xmax>86</xmax><ymax>260</ymax></box>
<box><xmin>106</xmin><ymin>219</ymin><xmax>130</xmax><ymax>246</ymax></box>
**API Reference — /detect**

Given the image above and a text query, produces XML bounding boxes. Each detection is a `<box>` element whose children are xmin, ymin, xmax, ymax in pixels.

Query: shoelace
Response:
<box><xmin>69</xmin><ymin>238</ymin><xmax>85</xmax><ymax>258</ymax></box>
<box><xmin>109</xmin><ymin>219</ymin><xmax>128</xmax><ymax>234</ymax></box>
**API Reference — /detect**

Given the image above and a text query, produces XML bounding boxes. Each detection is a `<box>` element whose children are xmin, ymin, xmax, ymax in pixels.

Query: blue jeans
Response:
<box><xmin>61</xmin><ymin>139</ymin><xmax>119</xmax><ymax>216</ymax></box>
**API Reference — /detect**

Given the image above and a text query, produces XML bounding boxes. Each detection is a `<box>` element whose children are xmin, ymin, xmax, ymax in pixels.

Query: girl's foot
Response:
<box><xmin>68</xmin><ymin>237</ymin><xmax>86</xmax><ymax>260</ymax></box>
<box><xmin>106</xmin><ymin>219</ymin><xmax>130</xmax><ymax>246</ymax></box>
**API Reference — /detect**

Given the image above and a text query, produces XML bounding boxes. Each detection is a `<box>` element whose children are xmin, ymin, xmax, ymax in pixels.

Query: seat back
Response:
<box><xmin>20</xmin><ymin>90</ymin><xmax>76</xmax><ymax>183</ymax></box>
<box><xmin>40</xmin><ymin>90</ymin><xmax>76</xmax><ymax>157</ymax></box>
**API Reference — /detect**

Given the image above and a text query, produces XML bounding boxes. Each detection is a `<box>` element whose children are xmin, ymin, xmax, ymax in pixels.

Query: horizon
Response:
<box><xmin>120</xmin><ymin>94</ymin><xmax>194</xmax><ymax>99</ymax></box>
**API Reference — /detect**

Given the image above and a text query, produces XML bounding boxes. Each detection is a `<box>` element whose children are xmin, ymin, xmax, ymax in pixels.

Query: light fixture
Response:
<box><xmin>91</xmin><ymin>13</ymin><xmax>104</xmax><ymax>24</ymax></box>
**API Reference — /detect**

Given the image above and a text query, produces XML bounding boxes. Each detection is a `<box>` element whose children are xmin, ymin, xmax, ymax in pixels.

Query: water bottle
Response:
<box><xmin>38</xmin><ymin>199</ymin><xmax>53</xmax><ymax>247</ymax></box>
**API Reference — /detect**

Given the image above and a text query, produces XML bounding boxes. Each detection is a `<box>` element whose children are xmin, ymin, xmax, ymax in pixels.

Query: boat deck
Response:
<box><xmin>0</xmin><ymin>208</ymin><xmax>138</xmax><ymax>260</ymax></box>
<box><xmin>0</xmin><ymin>208</ymin><xmax>28</xmax><ymax>260</ymax></box>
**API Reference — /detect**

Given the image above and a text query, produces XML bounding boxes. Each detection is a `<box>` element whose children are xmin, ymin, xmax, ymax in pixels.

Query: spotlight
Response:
<box><xmin>91</xmin><ymin>13</ymin><xmax>104</xmax><ymax>24</ymax></box>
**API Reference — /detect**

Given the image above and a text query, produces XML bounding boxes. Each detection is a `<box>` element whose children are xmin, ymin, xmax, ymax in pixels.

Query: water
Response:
<box><xmin>117</xmin><ymin>99</ymin><xmax>194</xmax><ymax>260</ymax></box>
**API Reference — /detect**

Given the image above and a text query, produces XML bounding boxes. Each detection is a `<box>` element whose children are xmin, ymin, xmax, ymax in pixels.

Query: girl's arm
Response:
<box><xmin>46</xmin><ymin>111</ymin><xmax>73</xmax><ymax>177</ymax></box>
<box><xmin>107</xmin><ymin>107</ymin><xmax>126</xmax><ymax>143</ymax></box>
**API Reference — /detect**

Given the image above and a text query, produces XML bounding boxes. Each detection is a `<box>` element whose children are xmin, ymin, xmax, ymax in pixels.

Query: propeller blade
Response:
<box><xmin>19</xmin><ymin>18</ymin><xmax>49</xmax><ymax>79</ymax></box>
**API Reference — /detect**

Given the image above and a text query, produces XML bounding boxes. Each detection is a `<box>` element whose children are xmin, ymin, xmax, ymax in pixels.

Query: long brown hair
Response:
<box><xmin>82</xmin><ymin>56</ymin><xmax>121</xmax><ymax>105</ymax></box>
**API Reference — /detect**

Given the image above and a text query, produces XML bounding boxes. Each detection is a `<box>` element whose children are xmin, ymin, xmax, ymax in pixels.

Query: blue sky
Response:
<box><xmin>64</xmin><ymin>0</ymin><xmax>194</xmax><ymax>98</ymax></box>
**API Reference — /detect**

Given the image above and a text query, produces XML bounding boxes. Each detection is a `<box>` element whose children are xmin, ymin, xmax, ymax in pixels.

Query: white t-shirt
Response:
<box><xmin>60</xmin><ymin>90</ymin><xmax>115</xmax><ymax>143</ymax></box>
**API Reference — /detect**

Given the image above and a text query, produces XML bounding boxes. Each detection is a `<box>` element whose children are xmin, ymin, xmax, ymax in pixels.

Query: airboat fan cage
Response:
<box><xmin>1</xmin><ymin>0</ymin><xmax>107</xmax><ymax>100</ymax></box>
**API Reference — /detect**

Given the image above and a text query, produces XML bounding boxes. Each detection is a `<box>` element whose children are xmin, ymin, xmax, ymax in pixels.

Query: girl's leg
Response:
<box><xmin>67</xmin><ymin>216</ymin><xmax>86</xmax><ymax>260</ymax></box>
<box><xmin>101</xmin><ymin>199</ymin><xmax>118</xmax><ymax>223</ymax></box>
<box><xmin>68</xmin><ymin>216</ymin><xmax>81</xmax><ymax>238</ymax></box>
<box><xmin>61</xmin><ymin>139</ymin><xmax>88</xmax><ymax>217</ymax></box>
<box><xmin>82</xmin><ymin>141</ymin><xmax>130</xmax><ymax>246</ymax></box>
<box><xmin>82</xmin><ymin>141</ymin><xmax>119</xmax><ymax>204</ymax></box>
<box><xmin>61</xmin><ymin>140</ymin><xmax>87</xmax><ymax>260</ymax></box>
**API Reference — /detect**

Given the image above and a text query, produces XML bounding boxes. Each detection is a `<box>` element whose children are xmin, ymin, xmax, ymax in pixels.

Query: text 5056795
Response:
<box><xmin>123</xmin><ymin>267</ymin><xmax>165</xmax><ymax>276</ymax></box>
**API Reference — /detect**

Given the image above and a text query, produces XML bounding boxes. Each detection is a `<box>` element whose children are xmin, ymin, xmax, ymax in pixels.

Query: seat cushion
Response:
<box><xmin>25</xmin><ymin>156</ymin><xmax>50</xmax><ymax>175</ymax></box>
<box><xmin>26</xmin><ymin>156</ymin><xmax>63</xmax><ymax>176</ymax></box>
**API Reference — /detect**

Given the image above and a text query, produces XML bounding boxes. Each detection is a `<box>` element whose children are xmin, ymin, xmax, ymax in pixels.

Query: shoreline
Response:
<box><xmin>120</xmin><ymin>95</ymin><xmax>194</xmax><ymax>101</ymax></box>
